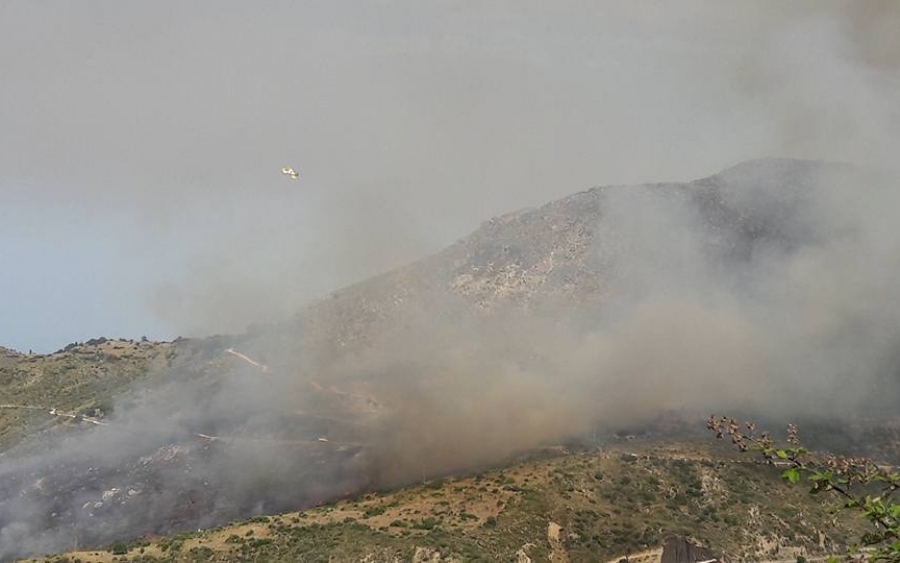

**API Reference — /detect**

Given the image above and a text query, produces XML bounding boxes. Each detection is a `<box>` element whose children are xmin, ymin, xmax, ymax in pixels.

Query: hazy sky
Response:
<box><xmin>2</xmin><ymin>1</ymin><xmax>899</xmax><ymax>352</ymax></box>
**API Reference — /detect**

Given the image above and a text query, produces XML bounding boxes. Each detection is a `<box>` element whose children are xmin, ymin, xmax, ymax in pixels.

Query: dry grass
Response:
<box><xmin>28</xmin><ymin>439</ymin><xmax>870</xmax><ymax>563</ymax></box>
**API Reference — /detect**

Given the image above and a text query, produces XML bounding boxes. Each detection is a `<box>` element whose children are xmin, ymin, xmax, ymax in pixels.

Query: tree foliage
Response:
<box><xmin>708</xmin><ymin>415</ymin><xmax>900</xmax><ymax>562</ymax></box>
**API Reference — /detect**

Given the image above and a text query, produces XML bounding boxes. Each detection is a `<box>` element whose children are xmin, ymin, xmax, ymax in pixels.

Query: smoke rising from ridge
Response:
<box><xmin>329</xmin><ymin>160</ymin><xmax>900</xmax><ymax>484</ymax></box>
<box><xmin>2</xmin><ymin>159</ymin><xmax>899</xmax><ymax>561</ymax></box>
<box><xmin>2</xmin><ymin>2</ymin><xmax>900</xmax><ymax>559</ymax></box>
<box><xmin>2</xmin><ymin>2</ymin><xmax>900</xmax><ymax>342</ymax></box>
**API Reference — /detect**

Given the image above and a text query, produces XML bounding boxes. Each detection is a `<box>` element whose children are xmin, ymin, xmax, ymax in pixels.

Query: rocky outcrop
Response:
<box><xmin>290</xmin><ymin>157</ymin><xmax>876</xmax><ymax>368</ymax></box>
<box><xmin>660</xmin><ymin>536</ymin><xmax>720</xmax><ymax>563</ymax></box>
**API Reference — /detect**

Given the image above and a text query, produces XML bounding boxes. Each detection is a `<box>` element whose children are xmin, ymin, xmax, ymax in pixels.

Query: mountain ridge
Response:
<box><xmin>2</xmin><ymin>157</ymin><xmax>898</xmax><ymax>561</ymax></box>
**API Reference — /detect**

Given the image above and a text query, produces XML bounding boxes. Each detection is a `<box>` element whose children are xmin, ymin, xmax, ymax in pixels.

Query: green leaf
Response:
<box><xmin>810</xmin><ymin>472</ymin><xmax>829</xmax><ymax>482</ymax></box>
<box><xmin>775</xmin><ymin>449</ymin><xmax>788</xmax><ymax>460</ymax></box>
<box><xmin>782</xmin><ymin>468</ymin><xmax>800</xmax><ymax>484</ymax></box>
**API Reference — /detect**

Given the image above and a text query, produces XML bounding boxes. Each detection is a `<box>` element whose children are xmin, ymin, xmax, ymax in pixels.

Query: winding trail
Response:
<box><xmin>193</xmin><ymin>432</ymin><xmax>364</xmax><ymax>447</ymax></box>
<box><xmin>225</xmin><ymin>348</ymin><xmax>268</xmax><ymax>372</ymax></box>
<box><xmin>0</xmin><ymin>404</ymin><xmax>107</xmax><ymax>425</ymax></box>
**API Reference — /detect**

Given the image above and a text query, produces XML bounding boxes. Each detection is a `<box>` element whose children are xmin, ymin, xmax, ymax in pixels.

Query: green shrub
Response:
<box><xmin>110</xmin><ymin>542</ymin><xmax>129</xmax><ymax>554</ymax></box>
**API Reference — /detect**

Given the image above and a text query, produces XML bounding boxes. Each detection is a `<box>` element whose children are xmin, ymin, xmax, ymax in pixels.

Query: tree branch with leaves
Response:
<box><xmin>707</xmin><ymin>415</ymin><xmax>900</xmax><ymax>562</ymax></box>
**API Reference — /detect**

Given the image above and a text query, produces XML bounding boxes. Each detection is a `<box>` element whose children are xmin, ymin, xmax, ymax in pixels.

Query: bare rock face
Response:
<box><xmin>290</xmin><ymin>157</ymin><xmax>885</xmax><ymax>369</ymax></box>
<box><xmin>660</xmin><ymin>536</ymin><xmax>720</xmax><ymax>563</ymax></box>
<box><xmin>412</xmin><ymin>546</ymin><xmax>462</xmax><ymax>563</ymax></box>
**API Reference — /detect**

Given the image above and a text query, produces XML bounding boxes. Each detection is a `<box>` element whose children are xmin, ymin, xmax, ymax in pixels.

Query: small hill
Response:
<box><xmin>0</xmin><ymin>338</ymin><xmax>175</xmax><ymax>451</ymax></box>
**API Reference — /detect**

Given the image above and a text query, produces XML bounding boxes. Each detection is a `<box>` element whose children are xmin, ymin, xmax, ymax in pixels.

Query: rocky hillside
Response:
<box><xmin>0</xmin><ymin>338</ymin><xmax>175</xmax><ymax>452</ymax></box>
<box><xmin>286</xmin><ymin>158</ymin><xmax>884</xmax><ymax>364</ymax></box>
<box><xmin>2</xmin><ymin>158</ymin><xmax>898</xmax><ymax>561</ymax></box>
<box><xmin>28</xmin><ymin>439</ymin><xmax>868</xmax><ymax>562</ymax></box>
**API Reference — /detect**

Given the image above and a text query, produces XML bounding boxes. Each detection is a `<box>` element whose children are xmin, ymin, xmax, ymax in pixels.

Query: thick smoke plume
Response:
<box><xmin>3</xmin><ymin>2</ymin><xmax>900</xmax><ymax>344</ymax></box>
<box><xmin>323</xmin><ymin>160</ymin><xmax>900</xmax><ymax>483</ymax></box>
<box><xmin>2</xmin><ymin>2</ymin><xmax>900</xmax><ymax>560</ymax></box>
<box><xmin>5</xmin><ymin>159</ymin><xmax>899</xmax><ymax>561</ymax></box>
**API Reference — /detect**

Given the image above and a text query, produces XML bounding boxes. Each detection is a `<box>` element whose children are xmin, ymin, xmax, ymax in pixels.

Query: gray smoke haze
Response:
<box><xmin>2</xmin><ymin>2</ymin><xmax>900</xmax><ymax>560</ymax></box>
<box><xmin>3</xmin><ymin>1</ymin><xmax>899</xmax><ymax>336</ymax></box>
<box><xmin>321</xmin><ymin>160</ymin><xmax>900</xmax><ymax>485</ymax></box>
<box><xmin>2</xmin><ymin>160</ymin><xmax>899</xmax><ymax>560</ymax></box>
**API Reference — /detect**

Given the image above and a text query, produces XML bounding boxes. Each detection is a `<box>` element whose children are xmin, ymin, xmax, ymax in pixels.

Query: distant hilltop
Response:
<box><xmin>0</xmin><ymin>346</ymin><xmax>25</xmax><ymax>368</ymax></box>
<box><xmin>0</xmin><ymin>346</ymin><xmax>21</xmax><ymax>356</ymax></box>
